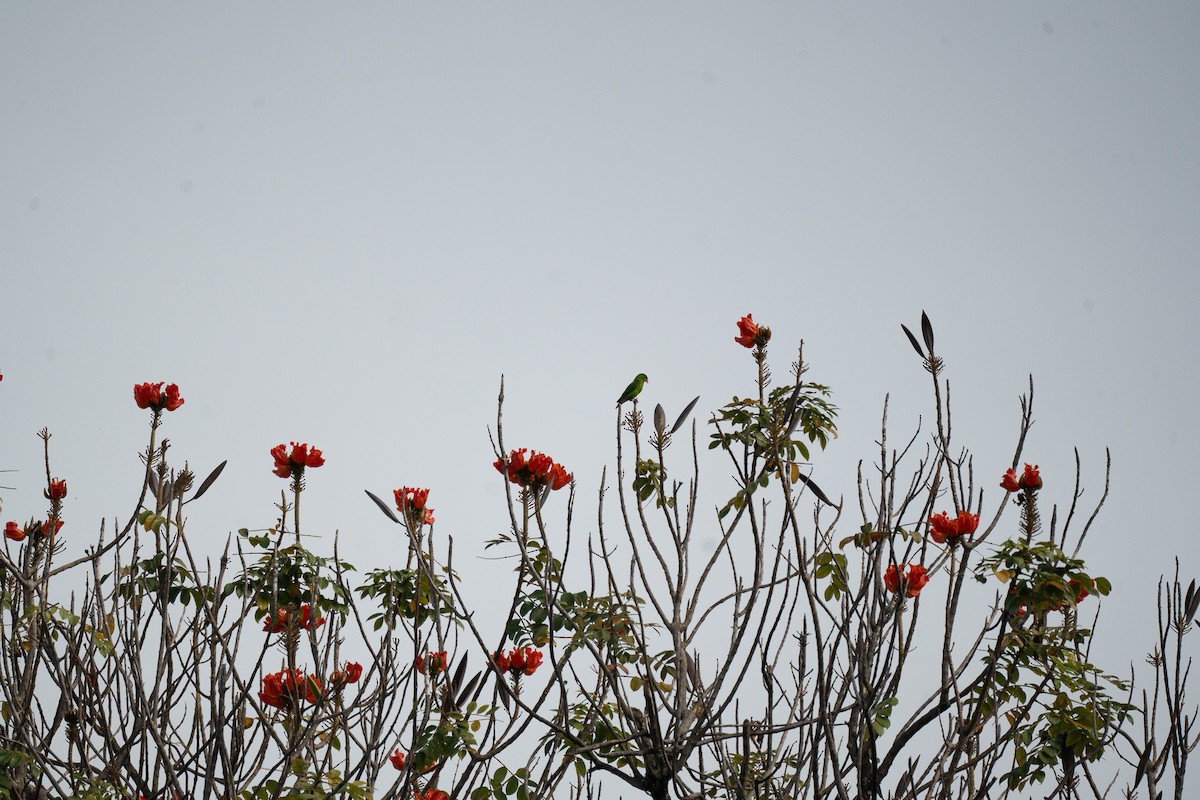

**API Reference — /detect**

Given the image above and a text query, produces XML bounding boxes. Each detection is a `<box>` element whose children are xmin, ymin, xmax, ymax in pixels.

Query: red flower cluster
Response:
<box><xmin>388</xmin><ymin>748</ymin><xmax>439</xmax><ymax>775</ymax></box>
<box><xmin>493</xmin><ymin>449</ymin><xmax>572</xmax><ymax>492</ymax></box>
<box><xmin>331</xmin><ymin>661</ymin><xmax>363</xmax><ymax>687</ymax></box>
<box><xmin>734</xmin><ymin>314</ymin><xmax>771</xmax><ymax>349</ymax></box>
<box><xmin>47</xmin><ymin>479</ymin><xmax>67</xmax><ymax>501</ymax></box>
<box><xmin>884</xmin><ymin>564</ymin><xmax>930</xmax><ymax>598</ymax></box>
<box><xmin>134</xmin><ymin>382</ymin><xmax>185</xmax><ymax>412</ymax></box>
<box><xmin>262</xmin><ymin>604</ymin><xmax>326</xmax><ymax>633</ymax></box>
<box><xmin>413</xmin><ymin>789</ymin><xmax>449</xmax><ymax>800</ymax></box>
<box><xmin>271</xmin><ymin>442</ymin><xmax>325</xmax><ymax>479</ymax></box>
<box><xmin>1070</xmin><ymin>579</ymin><xmax>1089</xmax><ymax>604</ymax></box>
<box><xmin>1001</xmin><ymin>463</ymin><xmax>1042</xmax><ymax>492</ymax></box>
<box><xmin>4</xmin><ymin>522</ymin><xmax>24</xmax><ymax>542</ymax></box>
<box><xmin>395</xmin><ymin>487</ymin><xmax>435</xmax><ymax>525</ymax></box>
<box><xmin>415</xmin><ymin>650</ymin><xmax>448</xmax><ymax>675</ymax></box>
<box><xmin>927</xmin><ymin>511</ymin><xmax>979</xmax><ymax>544</ymax></box>
<box><xmin>258</xmin><ymin>669</ymin><xmax>322</xmax><ymax>709</ymax></box>
<box><xmin>493</xmin><ymin>646</ymin><xmax>544</xmax><ymax>677</ymax></box>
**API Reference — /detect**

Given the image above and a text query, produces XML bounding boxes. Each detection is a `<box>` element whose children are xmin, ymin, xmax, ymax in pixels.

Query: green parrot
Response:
<box><xmin>616</xmin><ymin>373</ymin><xmax>648</xmax><ymax>407</ymax></box>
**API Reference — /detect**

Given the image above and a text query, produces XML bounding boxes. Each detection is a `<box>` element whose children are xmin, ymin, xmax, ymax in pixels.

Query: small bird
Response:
<box><xmin>616</xmin><ymin>373</ymin><xmax>649</xmax><ymax>407</ymax></box>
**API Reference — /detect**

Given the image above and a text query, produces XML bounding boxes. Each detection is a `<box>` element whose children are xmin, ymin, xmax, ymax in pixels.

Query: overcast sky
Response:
<box><xmin>2</xmin><ymin>3</ymin><xmax>1198</xmax><ymax>699</ymax></box>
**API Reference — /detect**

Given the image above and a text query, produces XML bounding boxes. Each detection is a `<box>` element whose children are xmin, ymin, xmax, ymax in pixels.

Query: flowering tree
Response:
<box><xmin>0</xmin><ymin>317</ymin><xmax>1196</xmax><ymax>800</ymax></box>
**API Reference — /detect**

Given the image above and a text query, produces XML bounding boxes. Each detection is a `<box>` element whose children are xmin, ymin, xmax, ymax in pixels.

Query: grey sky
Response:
<box><xmin>2</xmin><ymin>3</ymin><xmax>1198</xmax><ymax>696</ymax></box>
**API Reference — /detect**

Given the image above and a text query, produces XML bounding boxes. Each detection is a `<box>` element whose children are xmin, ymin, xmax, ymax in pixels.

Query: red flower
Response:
<box><xmin>262</xmin><ymin>608</ymin><xmax>288</xmax><ymax>633</ymax></box>
<box><xmin>735</xmin><ymin>314</ymin><xmax>758</xmax><ymax>348</ymax></box>
<box><xmin>1022</xmin><ymin>463</ymin><xmax>1042</xmax><ymax>490</ymax></box>
<box><xmin>509</xmin><ymin>646</ymin><xmax>543</xmax><ymax>676</ymax></box>
<box><xmin>389</xmin><ymin>749</ymin><xmax>407</xmax><ymax>771</ymax></box>
<box><xmin>296</xmin><ymin>604</ymin><xmax>325</xmax><ymax>630</ymax></box>
<box><xmin>332</xmin><ymin>661</ymin><xmax>363</xmax><ymax>686</ymax></box>
<box><xmin>395</xmin><ymin>487</ymin><xmax>436</xmax><ymax>525</ymax></box>
<box><xmin>262</xmin><ymin>603</ymin><xmax>325</xmax><ymax>633</ymax></box>
<box><xmin>415</xmin><ymin>651</ymin><xmax>448</xmax><ymax>675</ymax></box>
<box><xmin>548</xmin><ymin>463</ymin><xmax>571</xmax><ymax>491</ymax></box>
<box><xmin>1001</xmin><ymin>464</ymin><xmax>1042</xmax><ymax>492</ymax></box>
<box><xmin>494</xmin><ymin>646</ymin><xmax>543</xmax><ymax>678</ymax></box>
<box><xmin>928</xmin><ymin>512</ymin><xmax>955</xmax><ymax>544</ymax></box>
<box><xmin>955</xmin><ymin>512</ymin><xmax>979</xmax><ymax>536</ymax></box>
<box><xmin>494</xmin><ymin>449</ymin><xmax>572</xmax><ymax>492</ymax></box>
<box><xmin>884</xmin><ymin>564</ymin><xmax>929</xmax><ymax>598</ymax></box>
<box><xmin>414</xmin><ymin>790</ymin><xmax>449</xmax><ymax>800</ymax></box>
<box><xmin>734</xmin><ymin>314</ymin><xmax>771</xmax><ymax>349</ymax></box>
<box><xmin>46</xmin><ymin>518</ymin><xmax>64</xmax><ymax>535</ymax></box>
<box><xmin>4</xmin><ymin>522</ymin><xmax>25</xmax><ymax>542</ymax></box>
<box><xmin>271</xmin><ymin>442</ymin><xmax>325</xmax><ymax>479</ymax></box>
<box><xmin>258</xmin><ymin>669</ymin><xmax>322</xmax><ymax>709</ymax></box>
<box><xmin>133</xmin><ymin>382</ymin><xmax>185</xmax><ymax>412</ymax></box>
<box><xmin>47</xmin><ymin>479</ymin><xmax>67</xmax><ymax>501</ymax></box>
<box><xmin>1069</xmin><ymin>580</ymin><xmax>1089</xmax><ymax>604</ymax></box>
<box><xmin>928</xmin><ymin>511</ymin><xmax>979</xmax><ymax>544</ymax></box>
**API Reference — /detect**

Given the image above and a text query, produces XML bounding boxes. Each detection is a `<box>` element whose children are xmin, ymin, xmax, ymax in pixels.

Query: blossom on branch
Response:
<box><xmin>928</xmin><ymin>510</ymin><xmax>979</xmax><ymax>544</ymax></box>
<box><xmin>493</xmin><ymin>646</ymin><xmax>544</xmax><ymax>678</ymax></box>
<box><xmin>734</xmin><ymin>313</ymin><xmax>771</xmax><ymax>349</ymax></box>
<box><xmin>4</xmin><ymin>522</ymin><xmax>24</xmax><ymax>542</ymax></box>
<box><xmin>134</xmin><ymin>382</ymin><xmax>185</xmax><ymax>412</ymax></box>
<box><xmin>262</xmin><ymin>603</ymin><xmax>326</xmax><ymax>633</ymax></box>
<box><xmin>1001</xmin><ymin>463</ymin><xmax>1042</xmax><ymax>492</ymax></box>
<box><xmin>493</xmin><ymin>449</ymin><xmax>572</xmax><ymax>492</ymax></box>
<box><xmin>271</xmin><ymin>442</ymin><xmax>325</xmax><ymax>479</ymax></box>
<box><xmin>395</xmin><ymin>487</ymin><xmax>435</xmax><ymax>525</ymax></box>
<box><xmin>884</xmin><ymin>564</ymin><xmax>929</xmax><ymax>598</ymax></box>
<box><xmin>331</xmin><ymin>662</ymin><xmax>363</xmax><ymax>687</ymax></box>
<box><xmin>257</xmin><ymin>669</ymin><xmax>322</xmax><ymax>709</ymax></box>
<box><xmin>415</xmin><ymin>651</ymin><xmax>448</xmax><ymax>675</ymax></box>
<box><xmin>414</xmin><ymin>790</ymin><xmax>449</xmax><ymax>800</ymax></box>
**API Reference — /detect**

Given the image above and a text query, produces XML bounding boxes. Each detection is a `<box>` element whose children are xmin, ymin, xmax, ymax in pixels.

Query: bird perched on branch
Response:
<box><xmin>616</xmin><ymin>373</ymin><xmax>648</xmax><ymax>407</ymax></box>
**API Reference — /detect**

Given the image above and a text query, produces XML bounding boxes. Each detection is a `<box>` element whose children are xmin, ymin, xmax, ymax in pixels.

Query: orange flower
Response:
<box><xmin>415</xmin><ymin>651</ymin><xmax>448</xmax><ymax>675</ymax></box>
<box><xmin>494</xmin><ymin>646</ymin><xmax>543</xmax><ymax>678</ymax></box>
<box><xmin>734</xmin><ymin>314</ymin><xmax>759</xmax><ymax>348</ymax></box>
<box><xmin>928</xmin><ymin>512</ymin><xmax>956</xmax><ymax>544</ymax></box>
<box><xmin>47</xmin><ymin>479</ymin><xmax>67</xmax><ymax>501</ymax></box>
<box><xmin>954</xmin><ymin>512</ymin><xmax>979</xmax><ymax>536</ymax></box>
<box><xmin>271</xmin><ymin>442</ymin><xmax>325</xmax><ymax>479</ymax></box>
<box><xmin>734</xmin><ymin>314</ymin><xmax>771</xmax><ymax>349</ymax></box>
<box><xmin>928</xmin><ymin>511</ymin><xmax>979</xmax><ymax>544</ymax></box>
<box><xmin>1022</xmin><ymin>463</ymin><xmax>1042</xmax><ymax>490</ymax></box>
<box><xmin>134</xmin><ymin>382</ymin><xmax>185</xmax><ymax>412</ymax></box>
<box><xmin>262</xmin><ymin>603</ymin><xmax>325</xmax><ymax>633</ymax></box>
<box><xmin>4</xmin><ymin>522</ymin><xmax>25</xmax><ymax>542</ymax></box>
<box><xmin>389</xmin><ymin>749</ymin><xmax>439</xmax><ymax>776</ymax></box>
<box><xmin>509</xmin><ymin>646</ymin><xmax>543</xmax><ymax>676</ymax></box>
<box><xmin>1069</xmin><ymin>580</ymin><xmax>1089</xmax><ymax>604</ymax></box>
<box><xmin>332</xmin><ymin>661</ymin><xmax>363</xmax><ymax>686</ymax></box>
<box><xmin>394</xmin><ymin>487</ymin><xmax>435</xmax><ymax>525</ymax></box>
<box><xmin>258</xmin><ymin>669</ymin><xmax>321</xmax><ymax>709</ymax></box>
<box><xmin>414</xmin><ymin>790</ymin><xmax>449</xmax><ymax>800</ymax></box>
<box><xmin>494</xmin><ymin>449</ymin><xmax>572</xmax><ymax>492</ymax></box>
<box><xmin>884</xmin><ymin>564</ymin><xmax>929</xmax><ymax>598</ymax></box>
<box><xmin>1001</xmin><ymin>464</ymin><xmax>1042</xmax><ymax>492</ymax></box>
